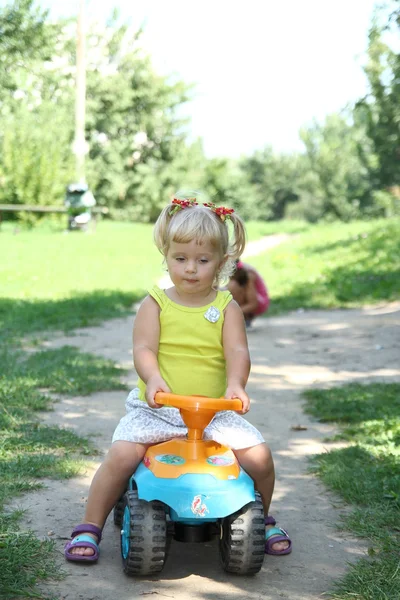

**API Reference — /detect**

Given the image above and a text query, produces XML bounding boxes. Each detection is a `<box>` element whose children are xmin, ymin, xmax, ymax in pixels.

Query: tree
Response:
<box><xmin>79</xmin><ymin>19</ymin><xmax>195</xmax><ymax>217</ymax></box>
<box><xmin>299</xmin><ymin>113</ymin><xmax>374</xmax><ymax>220</ymax></box>
<box><xmin>0</xmin><ymin>0</ymin><xmax>59</xmax><ymax>97</ymax></box>
<box><xmin>355</xmin><ymin>2</ymin><xmax>400</xmax><ymax>190</ymax></box>
<box><xmin>240</xmin><ymin>148</ymin><xmax>304</xmax><ymax>220</ymax></box>
<box><xmin>0</xmin><ymin>2</ymin><xmax>74</xmax><ymax>215</ymax></box>
<box><xmin>0</xmin><ymin>8</ymin><xmax>197</xmax><ymax>221</ymax></box>
<box><xmin>0</xmin><ymin>101</ymin><xmax>74</xmax><ymax>218</ymax></box>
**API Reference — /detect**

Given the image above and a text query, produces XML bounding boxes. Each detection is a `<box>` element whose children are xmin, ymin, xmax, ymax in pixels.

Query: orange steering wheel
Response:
<box><xmin>155</xmin><ymin>392</ymin><xmax>243</xmax><ymax>412</ymax></box>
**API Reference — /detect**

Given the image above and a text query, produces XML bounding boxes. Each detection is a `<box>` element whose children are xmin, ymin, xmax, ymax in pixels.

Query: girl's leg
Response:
<box><xmin>69</xmin><ymin>440</ymin><xmax>148</xmax><ymax>556</ymax></box>
<box><xmin>234</xmin><ymin>443</ymin><xmax>290</xmax><ymax>553</ymax></box>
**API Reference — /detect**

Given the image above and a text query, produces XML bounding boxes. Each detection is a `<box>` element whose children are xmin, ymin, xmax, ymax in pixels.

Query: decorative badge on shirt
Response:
<box><xmin>204</xmin><ymin>306</ymin><xmax>220</xmax><ymax>323</ymax></box>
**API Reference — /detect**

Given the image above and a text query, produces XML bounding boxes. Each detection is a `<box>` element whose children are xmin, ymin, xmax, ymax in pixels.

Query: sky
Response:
<box><xmin>37</xmin><ymin>1</ymin><xmax>379</xmax><ymax>157</ymax></box>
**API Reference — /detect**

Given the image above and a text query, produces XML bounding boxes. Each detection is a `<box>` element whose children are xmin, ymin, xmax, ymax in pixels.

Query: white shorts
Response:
<box><xmin>112</xmin><ymin>388</ymin><xmax>265</xmax><ymax>450</ymax></box>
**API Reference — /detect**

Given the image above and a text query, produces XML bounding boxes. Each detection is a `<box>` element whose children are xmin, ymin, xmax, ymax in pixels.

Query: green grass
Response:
<box><xmin>0</xmin><ymin>517</ymin><xmax>61</xmax><ymax>600</ymax></box>
<box><xmin>0</xmin><ymin>356</ymin><xmax>92</xmax><ymax>597</ymax></box>
<box><xmin>2</xmin><ymin>219</ymin><xmax>399</xmax><ymax>321</ymax></box>
<box><xmin>0</xmin><ymin>219</ymin><xmax>308</xmax><ymax>342</ymax></box>
<box><xmin>0</xmin><ymin>327</ymin><xmax>128</xmax><ymax>596</ymax></box>
<box><xmin>1</xmin><ymin>291</ymin><xmax>142</xmax><ymax>343</ymax></box>
<box><xmin>21</xmin><ymin>346</ymin><xmax>127</xmax><ymax>395</ymax></box>
<box><xmin>303</xmin><ymin>383</ymin><xmax>400</xmax><ymax>600</ymax></box>
<box><xmin>1</xmin><ymin>220</ymin><xmax>161</xmax><ymax>300</ymax></box>
<box><xmin>245</xmin><ymin>219</ymin><xmax>310</xmax><ymax>237</ymax></box>
<box><xmin>1</xmin><ymin>218</ymin><xmax>295</xmax><ymax>302</ymax></box>
<box><xmin>250</xmin><ymin>219</ymin><xmax>400</xmax><ymax>314</ymax></box>
<box><xmin>0</xmin><ymin>339</ymin><xmax>129</xmax><ymax>598</ymax></box>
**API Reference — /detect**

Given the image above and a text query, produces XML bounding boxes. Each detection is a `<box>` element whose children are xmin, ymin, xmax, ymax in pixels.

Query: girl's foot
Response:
<box><xmin>64</xmin><ymin>524</ymin><xmax>102</xmax><ymax>562</ymax></box>
<box><xmin>265</xmin><ymin>516</ymin><xmax>292</xmax><ymax>555</ymax></box>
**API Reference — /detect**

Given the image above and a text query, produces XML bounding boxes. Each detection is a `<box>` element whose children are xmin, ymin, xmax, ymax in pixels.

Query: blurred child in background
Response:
<box><xmin>228</xmin><ymin>260</ymin><xmax>270</xmax><ymax>327</ymax></box>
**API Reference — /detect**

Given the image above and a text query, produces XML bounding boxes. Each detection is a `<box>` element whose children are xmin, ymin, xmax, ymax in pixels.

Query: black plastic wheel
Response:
<box><xmin>113</xmin><ymin>495</ymin><xmax>125</xmax><ymax>527</ymax></box>
<box><xmin>121</xmin><ymin>490</ymin><xmax>167</xmax><ymax>576</ymax></box>
<box><xmin>219</xmin><ymin>492</ymin><xmax>265</xmax><ymax>575</ymax></box>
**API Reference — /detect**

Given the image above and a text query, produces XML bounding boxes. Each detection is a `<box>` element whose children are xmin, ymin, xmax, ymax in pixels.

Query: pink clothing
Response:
<box><xmin>236</xmin><ymin>261</ymin><xmax>269</xmax><ymax>315</ymax></box>
<box><xmin>253</xmin><ymin>270</ymin><xmax>270</xmax><ymax>315</ymax></box>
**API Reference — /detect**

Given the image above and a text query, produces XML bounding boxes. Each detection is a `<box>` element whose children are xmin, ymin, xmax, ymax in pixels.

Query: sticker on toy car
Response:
<box><xmin>155</xmin><ymin>454</ymin><xmax>185</xmax><ymax>465</ymax></box>
<box><xmin>206</xmin><ymin>455</ymin><xmax>234</xmax><ymax>466</ymax></box>
<box><xmin>191</xmin><ymin>494</ymin><xmax>209</xmax><ymax>517</ymax></box>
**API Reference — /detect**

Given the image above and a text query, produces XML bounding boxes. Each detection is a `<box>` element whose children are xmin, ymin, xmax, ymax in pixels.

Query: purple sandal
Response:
<box><xmin>265</xmin><ymin>516</ymin><xmax>292</xmax><ymax>555</ymax></box>
<box><xmin>64</xmin><ymin>524</ymin><xmax>102</xmax><ymax>563</ymax></box>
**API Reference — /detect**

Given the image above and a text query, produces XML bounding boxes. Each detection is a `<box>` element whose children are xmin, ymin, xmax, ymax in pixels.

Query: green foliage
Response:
<box><xmin>355</xmin><ymin>6</ymin><xmax>400</xmax><ymax>191</ymax></box>
<box><xmin>239</xmin><ymin>122</ymin><xmax>381</xmax><ymax>223</ymax></box>
<box><xmin>0</xmin><ymin>2</ymin><xmax>75</xmax><ymax>217</ymax></box>
<box><xmin>239</xmin><ymin>2</ymin><xmax>400</xmax><ymax>224</ymax></box>
<box><xmin>0</xmin><ymin>0</ymin><xmax>58</xmax><ymax>95</ymax></box>
<box><xmin>85</xmin><ymin>23</ymin><xmax>194</xmax><ymax>216</ymax></box>
<box><xmin>113</xmin><ymin>139</ymin><xmax>204</xmax><ymax>223</ymax></box>
<box><xmin>0</xmin><ymin>102</ymin><xmax>75</xmax><ymax>218</ymax></box>
<box><xmin>303</xmin><ymin>382</ymin><xmax>400</xmax><ymax>600</ymax></box>
<box><xmin>1</xmin><ymin>2</ymin><xmax>400</xmax><ymax>226</ymax></box>
<box><xmin>240</xmin><ymin>147</ymin><xmax>304</xmax><ymax>220</ymax></box>
<box><xmin>371</xmin><ymin>188</ymin><xmax>400</xmax><ymax>217</ymax></box>
<box><xmin>299</xmin><ymin>112</ymin><xmax>375</xmax><ymax>220</ymax></box>
<box><xmin>0</xmin><ymin>5</ymin><xmax>196</xmax><ymax>222</ymax></box>
<box><xmin>199</xmin><ymin>157</ymin><xmax>258</xmax><ymax>220</ymax></box>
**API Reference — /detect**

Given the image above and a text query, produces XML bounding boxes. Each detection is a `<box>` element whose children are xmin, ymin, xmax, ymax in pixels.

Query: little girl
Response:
<box><xmin>64</xmin><ymin>195</ymin><xmax>292</xmax><ymax>562</ymax></box>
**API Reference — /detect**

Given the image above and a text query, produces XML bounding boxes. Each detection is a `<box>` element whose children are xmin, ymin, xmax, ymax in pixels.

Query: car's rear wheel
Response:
<box><xmin>113</xmin><ymin>495</ymin><xmax>125</xmax><ymax>527</ymax></box>
<box><xmin>219</xmin><ymin>492</ymin><xmax>265</xmax><ymax>575</ymax></box>
<box><xmin>121</xmin><ymin>490</ymin><xmax>168</xmax><ymax>576</ymax></box>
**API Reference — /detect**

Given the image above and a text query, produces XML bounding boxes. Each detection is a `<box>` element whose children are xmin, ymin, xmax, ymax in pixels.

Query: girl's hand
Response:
<box><xmin>225</xmin><ymin>384</ymin><xmax>250</xmax><ymax>414</ymax></box>
<box><xmin>145</xmin><ymin>375</ymin><xmax>170</xmax><ymax>409</ymax></box>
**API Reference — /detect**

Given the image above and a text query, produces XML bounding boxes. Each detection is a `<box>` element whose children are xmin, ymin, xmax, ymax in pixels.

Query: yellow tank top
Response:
<box><xmin>137</xmin><ymin>286</ymin><xmax>232</xmax><ymax>400</ymax></box>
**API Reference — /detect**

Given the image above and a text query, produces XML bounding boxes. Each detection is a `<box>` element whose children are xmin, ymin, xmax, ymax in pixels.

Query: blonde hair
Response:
<box><xmin>153</xmin><ymin>192</ymin><xmax>247</xmax><ymax>286</ymax></box>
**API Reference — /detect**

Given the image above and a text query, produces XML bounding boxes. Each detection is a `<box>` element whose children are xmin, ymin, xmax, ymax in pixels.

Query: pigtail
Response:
<box><xmin>228</xmin><ymin>211</ymin><xmax>247</xmax><ymax>260</ymax></box>
<box><xmin>153</xmin><ymin>204</ymin><xmax>173</xmax><ymax>255</ymax></box>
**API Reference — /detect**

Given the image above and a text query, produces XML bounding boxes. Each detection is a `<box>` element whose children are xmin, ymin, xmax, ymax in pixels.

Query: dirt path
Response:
<box><xmin>242</xmin><ymin>233</ymin><xmax>291</xmax><ymax>257</ymax></box>
<box><xmin>16</xmin><ymin>299</ymin><xmax>400</xmax><ymax>600</ymax></box>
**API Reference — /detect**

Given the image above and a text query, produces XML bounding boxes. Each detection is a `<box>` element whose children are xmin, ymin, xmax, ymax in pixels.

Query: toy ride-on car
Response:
<box><xmin>114</xmin><ymin>392</ymin><xmax>265</xmax><ymax>576</ymax></box>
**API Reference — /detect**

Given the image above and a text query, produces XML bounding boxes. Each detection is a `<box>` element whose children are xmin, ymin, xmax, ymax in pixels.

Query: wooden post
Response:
<box><xmin>73</xmin><ymin>0</ymin><xmax>87</xmax><ymax>183</ymax></box>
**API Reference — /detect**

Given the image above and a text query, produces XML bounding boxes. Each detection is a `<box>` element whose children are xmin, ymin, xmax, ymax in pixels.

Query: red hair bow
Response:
<box><xmin>203</xmin><ymin>202</ymin><xmax>235</xmax><ymax>222</ymax></box>
<box><xmin>169</xmin><ymin>198</ymin><xmax>235</xmax><ymax>222</ymax></box>
<box><xmin>170</xmin><ymin>197</ymin><xmax>198</xmax><ymax>215</ymax></box>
